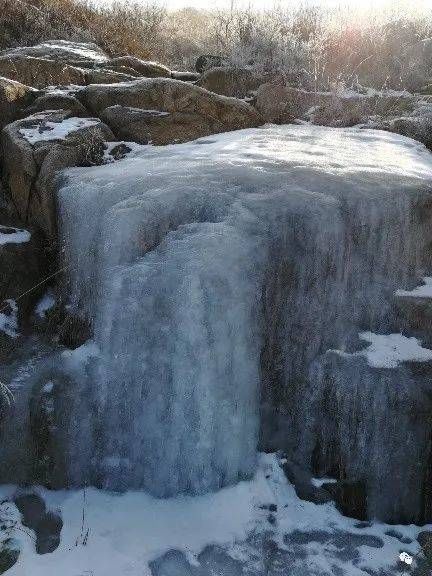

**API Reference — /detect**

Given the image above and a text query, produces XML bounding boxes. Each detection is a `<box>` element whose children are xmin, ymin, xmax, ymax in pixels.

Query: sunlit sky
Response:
<box><xmin>152</xmin><ymin>0</ymin><xmax>431</xmax><ymax>12</ymax></box>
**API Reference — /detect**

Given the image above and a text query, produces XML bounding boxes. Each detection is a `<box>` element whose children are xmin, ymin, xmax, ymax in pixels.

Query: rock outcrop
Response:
<box><xmin>0</xmin><ymin>77</ymin><xmax>36</xmax><ymax>130</ymax></box>
<box><xmin>80</xmin><ymin>78</ymin><xmax>263</xmax><ymax>144</ymax></box>
<box><xmin>1</xmin><ymin>111</ymin><xmax>114</xmax><ymax>237</ymax></box>
<box><xmin>197</xmin><ymin>67</ymin><xmax>271</xmax><ymax>98</ymax></box>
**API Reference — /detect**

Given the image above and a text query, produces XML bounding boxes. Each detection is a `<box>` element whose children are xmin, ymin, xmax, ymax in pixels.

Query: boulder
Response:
<box><xmin>197</xmin><ymin>67</ymin><xmax>270</xmax><ymax>98</ymax></box>
<box><xmin>101</xmin><ymin>105</ymin><xmax>213</xmax><ymax>145</ymax></box>
<box><xmin>195</xmin><ymin>54</ymin><xmax>230</xmax><ymax>74</ymax></box>
<box><xmin>0</xmin><ymin>55</ymin><xmax>86</xmax><ymax>89</ymax></box>
<box><xmin>106</xmin><ymin>57</ymin><xmax>171</xmax><ymax>78</ymax></box>
<box><xmin>0</xmin><ymin>539</ymin><xmax>19</xmax><ymax>574</ymax></box>
<box><xmin>0</xmin><ymin>77</ymin><xmax>36</xmax><ymax>130</ymax></box>
<box><xmin>79</xmin><ymin>78</ymin><xmax>263</xmax><ymax>144</ymax></box>
<box><xmin>13</xmin><ymin>493</ymin><xmax>62</xmax><ymax>555</ymax></box>
<box><xmin>84</xmin><ymin>68</ymin><xmax>137</xmax><ymax>85</ymax></box>
<box><xmin>0</xmin><ymin>40</ymin><xmax>109</xmax><ymax>64</ymax></box>
<box><xmin>22</xmin><ymin>93</ymin><xmax>89</xmax><ymax>117</ymax></box>
<box><xmin>322</xmin><ymin>480</ymin><xmax>368</xmax><ymax>521</ymax></box>
<box><xmin>1</xmin><ymin>111</ymin><xmax>115</xmax><ymax>237</ymax></box>
<box><xmin>370</xmin><ymin>116</ymin><xmax>432</xmax><ymax>150</ymax></box>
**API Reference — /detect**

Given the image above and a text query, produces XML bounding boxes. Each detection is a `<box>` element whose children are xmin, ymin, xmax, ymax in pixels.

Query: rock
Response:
<box><xmin>101</xmin><ymin>105</ymin><xmax>213</xmax><ymax>145</ymax></box>
<box><xmin>1</xmin><ymin>110</ymin><xmax>114</xmax><ymax>237</ymax></box>
<box><xmin>0</xmin><ymin>539</ymin><xmax>19</xmax><ymax>574</ymax></box>
<box><xmin>418</xmin><ymin>531</ymin><xmax>432</xmax><ymax>563</ymax></box>
<box><xmin>0</xmin><ymin>55</ymin><xmax>86</xmax><ymax>89</ymax></box>
<box><xmin>0</xmin><ymin>222</ymin><xmax>43</xmax><ymax>336</ymax></box>
<box><xmin>0</xmin><ymin>40</ymin><xmax>109</xmax><ymax>64</ymax></box>
<box><xmin>322</xmin><ymin>480</ymin><xmax>368</xmax><ymax>521</ymax></box>
<box><xmin>84</xmin><ymin>68</ymin><xmax>137</xmax><ymax>85</ymax></box>
<box><xmin>22</xmin><ymin>93</ymin><xmax>88</xmax><ymax>117</ymax></box>
<box><xmin>107</xmin><ymin>57</ymin><xmax>171</xmax><ymax>78</ymax></box>
<box><xmin>171</xmin><ymin>71</ymin><xmax>200</xmax><ymax>82</ymax></box>
<box><xmin>195</xmin><ymin>55</ymin><xmax>230</xmax><ymax>74</ymax></box>
<box><xmin>0</xmin><ymin>77</ymin><xmax>36</xmax><ymax>130</ymax></box>
<box><xmin>282</xmin><ymin>459</ymin><xmax>333</xmax><ymax>505</ymax></box>
<box><xmin>371</xmin><ymin>116</ymin><xmax>432</xmax><ymax>150</ymax></box>
<box><xmin>198</xmin><ymin>545</ymin><xmax>244</xmax><ymax>576</ymax></box>
<box><xmin>197</xmin><ymin>67</ymin><xmax>270</xmax><ymax>98</ymax></box>
<box><xmin>150</xmin><ymin>550</ymin><xmax>205</xmax><ymax>576</ymax></box>
<box><xmin>13</xmin><ymin>492</ymin><xmax>62</xmax><ymax>554</ymax></box>
<box><xmin>80</xmin><ymin>78</ymin><xmax>263</xmax><ymax>144</ymax></box>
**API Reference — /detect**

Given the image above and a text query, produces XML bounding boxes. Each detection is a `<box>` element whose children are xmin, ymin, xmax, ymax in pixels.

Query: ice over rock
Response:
<box><xmin>4</xmin><ymin>125</ymin><xmax>432</xmax><ymax>522</ymax></box>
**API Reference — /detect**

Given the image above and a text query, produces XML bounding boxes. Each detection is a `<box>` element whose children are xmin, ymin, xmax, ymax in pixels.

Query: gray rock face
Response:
<box><xmin>22</xmin><ymin>93</ymin><xmax>89</xmax><ymax>117</ymax></box>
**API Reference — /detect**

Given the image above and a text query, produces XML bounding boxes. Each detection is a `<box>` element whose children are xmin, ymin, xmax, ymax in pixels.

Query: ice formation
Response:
<box><xmin>2</xmin><ymin>125</ymin><xmax>432</xmax><ymax>523</ymax></box>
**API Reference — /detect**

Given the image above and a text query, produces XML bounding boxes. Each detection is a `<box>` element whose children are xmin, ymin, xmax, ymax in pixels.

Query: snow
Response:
<box><xmin>0</xmin><ymin>225</ymin><xmax>30</xmax><ymax>245</ymax></box>
<box><xmin>19</xmin><ymin>117</ymin><xmax>100</xmax><ymax>144</ymax></box>
<box><xmin>35</xmin><ymin>291</ymin><xmax>56</xmax><ymax>318</ymax></box>
<box><xmin>0</xmin><ymin>299</ymin><xmax>19</xmax><ymax>338</ymax></box>
<box><xmin>2</xmin><ymin>454</ymin><xmax>430</xmax><ymax>576</ymax></box>
<box><xmin>358</xmin><ymin>332</ymin><xmax>432</xmax><ymax>368</ymax></box>
<box><xmin>395</xmin><ymin>276</ymin><xmax>432</xmax><ymax>298</ymax></box>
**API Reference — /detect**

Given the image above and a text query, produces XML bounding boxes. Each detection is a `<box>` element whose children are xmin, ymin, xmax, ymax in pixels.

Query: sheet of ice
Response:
<box><xmin>395</xmin><ymin>276</ymin><xmax>432</xmax><ymax>298</ymax></box>
<box><xmin>19</xmin><ymin>117</ymin><xmax>99</xmax><ymax>144</ymax></box>
<box><xmin>2</xmin><ymin>454</ymin><xmax>430</xmax><ymax>576</ymax></box>
<box><xmin>35</xmin><ymin>291</ymin><xmax>56</xmax><ymax>318</ymax></box>
<box><xmin>0</xmin><ymin>225</ymin><xmax>30</xmax><ymax>245</ymax></box>
<box><xmin>358</xmin><ymin>332</ymin><xmax>432</xmax><ymax>368</ymax></box>
<box><xmin>0</xmin><ymin>299</ymin><xmax>18</xmax><ymax>338</ymax></box>
<box><xmin>54</xmin><ymin>124</ymin><xmax>432</xmax><ymax>511</ymax></box>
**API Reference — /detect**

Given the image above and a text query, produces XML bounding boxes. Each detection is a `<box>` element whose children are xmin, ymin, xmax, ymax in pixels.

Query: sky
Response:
<box><xmin>158</xmin><ymin>0</ymin><xmax>431</xmax><ymax>11</ymax></box>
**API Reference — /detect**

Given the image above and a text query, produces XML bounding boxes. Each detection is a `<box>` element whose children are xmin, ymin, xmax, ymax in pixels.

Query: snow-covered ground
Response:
<box><xmin>0</xmin><ymin>454</ymin><xmax>428</xmax><ymax>576</ymax></box>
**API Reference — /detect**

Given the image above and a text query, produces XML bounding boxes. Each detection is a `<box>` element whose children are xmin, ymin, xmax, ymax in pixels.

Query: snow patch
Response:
<box><xmin>0</xmin><ymin>225</ymin><xmax>30</xmax><ymax>246</ymax></box>
<box><xmin>19</xmin><ymin>117</ymin><xmax>100</xmax><ymax>144</ymax></box>
<box><xmin>35</xmin><ymin>291</ymin><xmax>56</xmax><ymax>318</ymax></box>
<box><xmin>395</xmin><ymin>277</ymin><xmax>432</xmax><ymax>298</ymax></box>
<box><xmin>359</xmin><ymin>332</ymin><xmax>432</xmax><ymax>368</ymax></box>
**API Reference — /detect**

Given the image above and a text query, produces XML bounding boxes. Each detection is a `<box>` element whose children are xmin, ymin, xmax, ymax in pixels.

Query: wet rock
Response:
<box><xmin>282</xmin><ymin>459</ymin><xmax>333</xmax><ymax>505</ymax></box>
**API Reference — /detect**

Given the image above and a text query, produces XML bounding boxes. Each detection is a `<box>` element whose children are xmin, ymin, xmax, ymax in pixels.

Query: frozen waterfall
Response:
<box><xmin>3</xmin><ymin>124</ymin><xmax>432</xmax><ymax>523</ymax></box>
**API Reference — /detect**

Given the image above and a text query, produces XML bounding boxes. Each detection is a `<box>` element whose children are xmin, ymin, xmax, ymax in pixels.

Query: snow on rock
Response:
<box><xmin>19</xmin><ymin>117</ymin><xmax>100</xmax><ymax>144</ymax></box>
<box><xmin>0</xmin><ymin>299</ymin><xmax>19</xmax><ymax>338</ymax></box>
<box><xmin>396</xmin><ymin>276</ymin><xmax>432</xmax><ymax>298</ymax></box>
<box><xmin>35</xmin><ymin>291</ymin><xmax>56</xmax><ymax>318</ymax></box>
<box><xmin>0</xmin><ymin>225</ymin><xmax>30</xmax><ymax>245</ymax></box>
<box><xmin>358</xmin><ymin>331</ymin><xmax>432</xmax><ymax>368</ymax></box>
